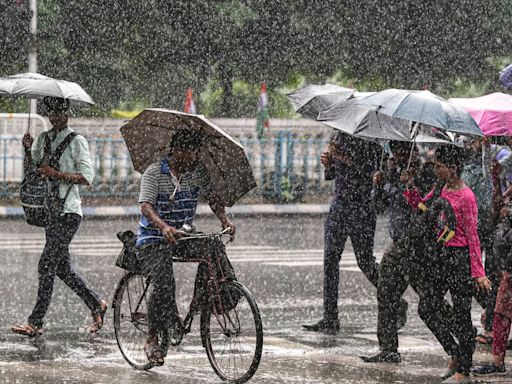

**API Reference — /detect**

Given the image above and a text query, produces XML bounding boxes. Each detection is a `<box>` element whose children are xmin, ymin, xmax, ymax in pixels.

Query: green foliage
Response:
<box><xmin>1</xmin><ymin>0</ymin><xmax>512</xmax><ymax>118</ymax></box>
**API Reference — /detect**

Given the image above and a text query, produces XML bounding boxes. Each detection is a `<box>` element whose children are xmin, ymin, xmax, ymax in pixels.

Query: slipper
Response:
<box><xmin>89</xmin><ymin>299</ymin><xmax>108</xmax><ymax>333</ymax></box>
<box><xmin>11</xmin><ymin>324</ymin><xmax>43</xmax><ymax>337</ymax></box>
<box><xmin>144</xmin><ymin>339</ymin><xmax>164</xmax><ymax>366</ymax></box>
<box><xmin>475</xmin><ymin>334</ymin><xmax>493</xmax><ymax>345</ymax></box>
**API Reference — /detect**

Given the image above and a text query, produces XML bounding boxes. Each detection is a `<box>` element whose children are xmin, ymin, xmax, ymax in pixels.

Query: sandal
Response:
<box><xmin>475</xmin><ymin>334</ymin><xmax>493</xmax><ymax>345</ymax></box>
<box><xmin>89</xmin><ymin>299</ymin><xmax>107</xmax><ymax>333</ymax></box>
<box><xmin>144</xmin><ymin>338</ymin><xmax>164</xmax><ymax>366</ymax></box>
<box><xmin>11</xmin><ymin>324</ymin><xmax>43</xmax><ymax>337</ymax></box>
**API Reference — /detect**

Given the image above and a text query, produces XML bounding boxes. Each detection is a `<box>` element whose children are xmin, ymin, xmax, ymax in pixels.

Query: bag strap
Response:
<box><xmin>430</xmin><ymin>181</ymin><xmax>446</xmax><ymax>201</ymax></box>
<box><xmin>49</xmin><ymin>132</ymin><xmax>77</xmax><ymax>165</ymax></box>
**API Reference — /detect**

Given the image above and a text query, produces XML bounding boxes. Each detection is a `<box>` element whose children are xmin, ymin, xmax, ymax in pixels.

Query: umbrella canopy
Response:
<box><xmin>0</xmin><ymin>72</ymin><xmax>94</xmax><ymax>104</ymax></box>
<box><xmin>499</xmin><ymin>63</ymin><xmax>512</xmax><ymax>90</ymax></box>
<box><xmin>448</xmin><ymin>93</ymin><xmax>512</xmax><ymax>136</ymax></box>
<box><xmin>287</xmin><ymin>84</ymin><xmax>355</xmax><ymax>119</ymax></box>
<box><xmin>317</xmin><ymin>96</ymin><xmax>455</xmax><ymax>144</ymax></box>
<box><xmin>121</xmin><ymin>109</ymin><xmax>256</xmax><ymax>207</ymax></box>
<box><xmin>355</xmin><ymin>89</ymin><xmax>483</xmax><ymax>137</ymax></box>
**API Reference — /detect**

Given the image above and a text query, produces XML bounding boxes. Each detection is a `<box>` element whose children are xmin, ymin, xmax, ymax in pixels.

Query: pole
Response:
<box><xmin>26</xmin><ymin>0</ymin><xmax>38</xmax><ymax>133</ymax></box>
<box><xmin>28</xmin><ymin>0</ymin><xmax>37</xmax><ymax>118</ymax></box>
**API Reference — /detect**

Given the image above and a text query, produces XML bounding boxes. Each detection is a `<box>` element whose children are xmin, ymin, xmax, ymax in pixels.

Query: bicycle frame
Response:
<box><xmin>172</xmin><ymin>234</ymin><xmax>237</xmax><ymax>336</ymax></box>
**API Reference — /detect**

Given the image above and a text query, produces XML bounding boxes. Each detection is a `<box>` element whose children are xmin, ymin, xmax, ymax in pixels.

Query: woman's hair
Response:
<box><xmin>435</xmin><ymin>145</ymin><xmax>467</xmax><ymax>177</ymax></box>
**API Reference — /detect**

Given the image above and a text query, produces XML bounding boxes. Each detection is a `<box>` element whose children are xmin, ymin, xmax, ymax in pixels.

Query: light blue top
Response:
<box><xmin>31</xmin><ymin>126</ymin><xmax>94</xmax><ymax>217</ymax></box>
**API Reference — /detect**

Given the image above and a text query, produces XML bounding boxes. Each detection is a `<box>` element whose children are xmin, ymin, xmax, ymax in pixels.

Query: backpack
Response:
<box><xmin>20</xmin><ymin>132</ymin><xmax>77</xmax><ymax>227</ymax></box>
<box><xmin>409</xmin><ymin>182</ymin><xmax>458</xmax><ymax>251</ymax></box>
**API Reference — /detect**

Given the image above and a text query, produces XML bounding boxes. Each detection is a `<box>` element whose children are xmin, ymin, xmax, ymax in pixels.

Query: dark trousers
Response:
<box><xmin>28</xmin><ymin>213</ymin><xmax>102</xmax><ymax>328</ymax></box>
<box><xmin>377</xmin><ymin>237</ymin><xmax>454</xmax><ymax>353</ymax></box>
<box><xmin>473</xmin><ymin>221</ymin><xmax>500</xmax><ymax>332</ymax></box>
<box><xmin>418</xmin><ymin>247</ymin><xmax>475</xmax><ymax>376</ymax></box>
<box><xmin>136</xmin><ymin>238</ymin><xmax>233</xmax><ymax>335</ymax></box>
<box><xmin>136</xmin><ymin>242</ymin><xmax>178</xmax><ymax>335</ymax></box>
<box><xmin>323</xmin><ymin>197</ymin><xmax>379</xmax><ymax>321</ymax></box>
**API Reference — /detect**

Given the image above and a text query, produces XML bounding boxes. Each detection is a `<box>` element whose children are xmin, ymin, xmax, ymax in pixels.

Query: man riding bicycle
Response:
<box><xmin>135</xmin><ymin>130</ymin><xmax>236</xmax><ymax>366</ymax></box>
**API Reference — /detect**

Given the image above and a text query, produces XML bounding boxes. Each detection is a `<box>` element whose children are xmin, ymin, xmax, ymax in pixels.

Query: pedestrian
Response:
<box><xmin>11</xmin><ymin>97</ymin><xmax>106</xmax><ymax>337</ymax></box>
<box><xmin>361</xmin><ymin>141</ymin><xmax>454</xmax><ymax>363</ymax></box>
<box><xmin>406</xmin><ymin>145</ymin><xmax>491</xmax><ymax>383</ymax></box>
<box><xmin>472</xmin><ymin>208</ymin><xmax>512</xmax><ymax>377</ymax></box>
<box><xmin>302</xmin><ymin>132</ymin><xmax>380</xmax><ymax>334</ymax></box>
<box><xmin>460</xmin><ymin>138</ymin><xmax>499</xmax><ymax>346</ymax></box>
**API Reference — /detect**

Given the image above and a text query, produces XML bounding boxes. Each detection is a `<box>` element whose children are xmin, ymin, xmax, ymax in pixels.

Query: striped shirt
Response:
<box><xmin>136</xmin><ymin>157</ymin><xmax>212</xmax><ymax>247</ymax></box>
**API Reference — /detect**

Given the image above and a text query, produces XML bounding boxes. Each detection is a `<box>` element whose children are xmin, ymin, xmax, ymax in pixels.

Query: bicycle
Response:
<box><xmin>112</xmin><ymin>228</ymin><xmax>264</xmax><ymax>383</ymax></box>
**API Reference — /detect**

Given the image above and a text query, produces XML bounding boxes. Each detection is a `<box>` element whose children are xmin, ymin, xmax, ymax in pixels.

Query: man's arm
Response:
<box><xmin>208</xmin><ymin>193</ymin><xmax>236</xmax><ymax>240</ymax></box>
<box><xmin>37</xmin><ymin>165</ymin><xmax>90</xmax><ymax>185</ymax></box>
<box><xmin>140</xmin><ymin>202</ymin><xmax>181</xmax><ymax>245</ymax></box>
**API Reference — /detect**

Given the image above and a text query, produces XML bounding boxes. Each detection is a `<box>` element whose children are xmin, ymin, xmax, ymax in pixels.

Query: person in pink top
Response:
<box><xmin>405</xmin><ymin>145</ymin><xmax>491</xmax><ymax>384</ymax></box>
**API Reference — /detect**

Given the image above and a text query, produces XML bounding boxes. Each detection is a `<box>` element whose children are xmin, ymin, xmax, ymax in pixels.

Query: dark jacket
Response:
<box><xmin>373</xmin><ymin>162</ymin><xmax>436</xmax><ymax>242</ymax></box>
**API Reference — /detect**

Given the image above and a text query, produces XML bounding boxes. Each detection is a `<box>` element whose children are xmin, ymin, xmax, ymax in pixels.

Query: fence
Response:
<box><xmin>0</xmin><ymin>115</ymin><xmax>335</xmax><ymax>201</ymax></box>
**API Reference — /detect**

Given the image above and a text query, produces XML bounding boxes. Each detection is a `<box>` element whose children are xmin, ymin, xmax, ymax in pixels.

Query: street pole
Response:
<box><xmin>28</xmin><ymin>0</ymin><xmax>37</xmax><ymax>115</ymax></box>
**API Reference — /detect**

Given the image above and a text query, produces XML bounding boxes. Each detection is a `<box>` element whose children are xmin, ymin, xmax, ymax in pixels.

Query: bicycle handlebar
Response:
<box><xmin>176</xmin><ymin>226</ymin><xmax>232</xmax><ymax>241</ymax></box>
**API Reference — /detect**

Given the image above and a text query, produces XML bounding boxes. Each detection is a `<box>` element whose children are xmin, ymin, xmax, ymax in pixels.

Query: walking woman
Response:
<box><xmin>406</xmin><ymin>145</ymin><xmax>491</xmax><ymax>383</ymax></box>
<box><xmin>11</xmin><ymin>97</ymin><xmax>106</xmax><ymax>336</ymax></box>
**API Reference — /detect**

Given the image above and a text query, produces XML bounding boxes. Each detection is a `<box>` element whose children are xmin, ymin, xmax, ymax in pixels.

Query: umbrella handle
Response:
<box><xmin>26</xmin><ymin>98</ymin><xmax>32</xmax><ymax>135</ymax></box>
<box><xmin>406</xmin><ymin>122</ymin><xmax>420</xmax><ymax>170</ymax></box>
<box><xmin>379</xmin><ymin>146</ymin><xmax>385</xmax><ymax>171</ymax></box>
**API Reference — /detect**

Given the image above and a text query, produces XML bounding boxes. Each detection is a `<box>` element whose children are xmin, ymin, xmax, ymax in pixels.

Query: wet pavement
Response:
<box><xmin>0</xmin><ymin>215</ymin><xmax>511</xmax><ymax>383</ymax></box>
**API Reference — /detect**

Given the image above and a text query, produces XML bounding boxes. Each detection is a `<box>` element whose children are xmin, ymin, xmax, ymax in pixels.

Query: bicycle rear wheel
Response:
<box><xmin>202</xmin><ymin>281</ymin><xmax>263</xmax><ymax>383</ymax></box>
<box><xmin>113</xmin><ymin>272</ymin><xmax>153</xmax><ymax>370</ymax></box>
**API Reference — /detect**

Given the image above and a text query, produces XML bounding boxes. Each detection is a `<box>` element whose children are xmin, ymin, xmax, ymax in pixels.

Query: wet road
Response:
<box><xmin>0</xmin><ymin>215</ymin><xmax>510</xmax><ymax>383</ymax></box>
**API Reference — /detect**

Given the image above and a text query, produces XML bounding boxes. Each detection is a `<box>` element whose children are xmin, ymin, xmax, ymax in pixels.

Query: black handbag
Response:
<box><xmin>116</xmin><ymin>230</ymin><xmax>143</xmax><ymax>273</ymax></box>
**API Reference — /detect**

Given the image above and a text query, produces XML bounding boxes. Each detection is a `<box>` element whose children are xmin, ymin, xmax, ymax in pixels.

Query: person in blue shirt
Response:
<box><xmin>135</xmin><ymin>130</ymin><xmax>235</xmax><ymax>366</ymax></box>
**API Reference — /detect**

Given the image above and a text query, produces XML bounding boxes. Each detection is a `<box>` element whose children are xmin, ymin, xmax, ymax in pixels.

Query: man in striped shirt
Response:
<box><xmin>135</xmin><ymin>130</ymin><xmax>235</xmax><ymax>366</ymax></box>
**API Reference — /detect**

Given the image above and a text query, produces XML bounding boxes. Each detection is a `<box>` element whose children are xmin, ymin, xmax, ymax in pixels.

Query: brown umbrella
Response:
<box><xmin>120</xmin><ymin>109</ymin><xmax>257</xmax><ymax>207</ymax></box>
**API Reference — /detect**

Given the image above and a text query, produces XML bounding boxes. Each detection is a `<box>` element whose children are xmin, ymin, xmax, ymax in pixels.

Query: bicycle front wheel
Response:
<box><xmin>202</xmin><ymin>281</ymin><xmax>263</xmax><ymax>383</ymax></box>
<box><xmin>113</xmin><ymin>272</ymin><xmax>153</xmax><ymax>370</ymax></box>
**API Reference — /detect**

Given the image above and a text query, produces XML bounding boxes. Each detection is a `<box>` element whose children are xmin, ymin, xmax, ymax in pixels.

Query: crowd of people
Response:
<box><xmin>8</xmin><ymin>96</ymin><xmax>512</xmax><ymax>382</ymax></box>
<box><xmin>303</xmin><ymin>131</ymin><xmax>512</xmax><ymax>383</ymax></box>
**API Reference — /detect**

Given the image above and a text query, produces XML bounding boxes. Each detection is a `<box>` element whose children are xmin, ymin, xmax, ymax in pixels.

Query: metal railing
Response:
<box><xmin>0</xmin><ymin>132</ymin><xmax>332</xmax><ymax>201</ymax></box>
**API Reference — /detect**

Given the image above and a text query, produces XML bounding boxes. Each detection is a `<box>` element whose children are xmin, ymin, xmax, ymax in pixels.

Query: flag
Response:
<box><xmin>256</xmin><ymin>83</ymin><xmax>269</xmax><ymax>139</ymax></box>
<box><xmin>184</xmin><ymin>87</ymin><xmax>196</xmax><ymax>114</ymax></box>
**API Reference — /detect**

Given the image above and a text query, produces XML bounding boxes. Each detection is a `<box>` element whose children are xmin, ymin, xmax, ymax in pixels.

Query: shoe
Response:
<box><xmin>474</xmin><ymin>334</ymin><xmax>493</xmax><ymax>345</ymax></box>
<box><xmin>441</xmin><ymin>367</ymin><xmax>457</xmax><ymax>380</ymax></box>
<box><xmin>360</xmin><ymin>351</ymin><xmax>401</xmax><ymax>363</ymax></box>
<box><xmin>471</xmin><ymin>363</ymin><xmax>506</xmax><ymax>376</ymax></box>
<box><xmin>397</xmin><ymin>300</ymin><xmax>408</xmax><ymax>330</ymax></box>
<box><xmin>11</xmin><ymin>323</ymin><xmax>43</xmax><ymax>337</ymax></box>
<box><xmin>302</xmin><ymin>318</ymin><xmax>340</xmax><ymax>335</ymax></box>
<box><xmin>144</xmin><ymin>337</ymin><xmax>164</xmax><ymax>366</ymax></box>
<box><xmin>441</xmin><ymin>374</ymin><xmax>472</xmax><ymax>383</ymax></box>
<box><xmin>89</xmin><ymin>299</ymin><xmax>108</xmax><ymax>333</ymax></box>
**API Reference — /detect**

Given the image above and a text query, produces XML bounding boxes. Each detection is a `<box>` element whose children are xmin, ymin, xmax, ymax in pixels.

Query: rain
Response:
<box><xmin>1</xmin><ymin>1</ymin><xmax>512</xmax><ymax>384</ymax></box>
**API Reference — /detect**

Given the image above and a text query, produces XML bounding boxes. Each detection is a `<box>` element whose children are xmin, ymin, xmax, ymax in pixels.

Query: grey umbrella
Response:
<box><xmin>0</xmin><ymin>72</ymin><xmax>95</xmax><ymax>104</ymax></box>
<box><xmin>121</xmin><ymin>109</ymin><xmax>257</xmax><ymax>207</ymax></box>
<box><xmin>317</xmin><ymin>96</ymin><xmax>455</xmax><ymax>144</ymax></box>
<box><xmin>287</xmin><ymin>84</ymin><xmax>355</xmax><ymax>119</ymax></box>
<box><xmin>354</xmin><ymin>89</ymin><xmax>483</xmax><ymax>137</ymax></box>
<box><xmin>0</xmin><ymin>72</ymin><xmax>95</xmax><ymax>133</ymax></box>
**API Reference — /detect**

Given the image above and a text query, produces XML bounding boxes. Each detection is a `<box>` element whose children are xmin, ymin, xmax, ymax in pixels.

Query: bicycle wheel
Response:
<box><xmin>202</xmin><ymin>281</ymin><xmax>263</xmax><ymax>384</ymax></box>
<box><xmin>113</xmin><ymin>272</ymin><xmax>153</xmax><ymax>370</ymax></box>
